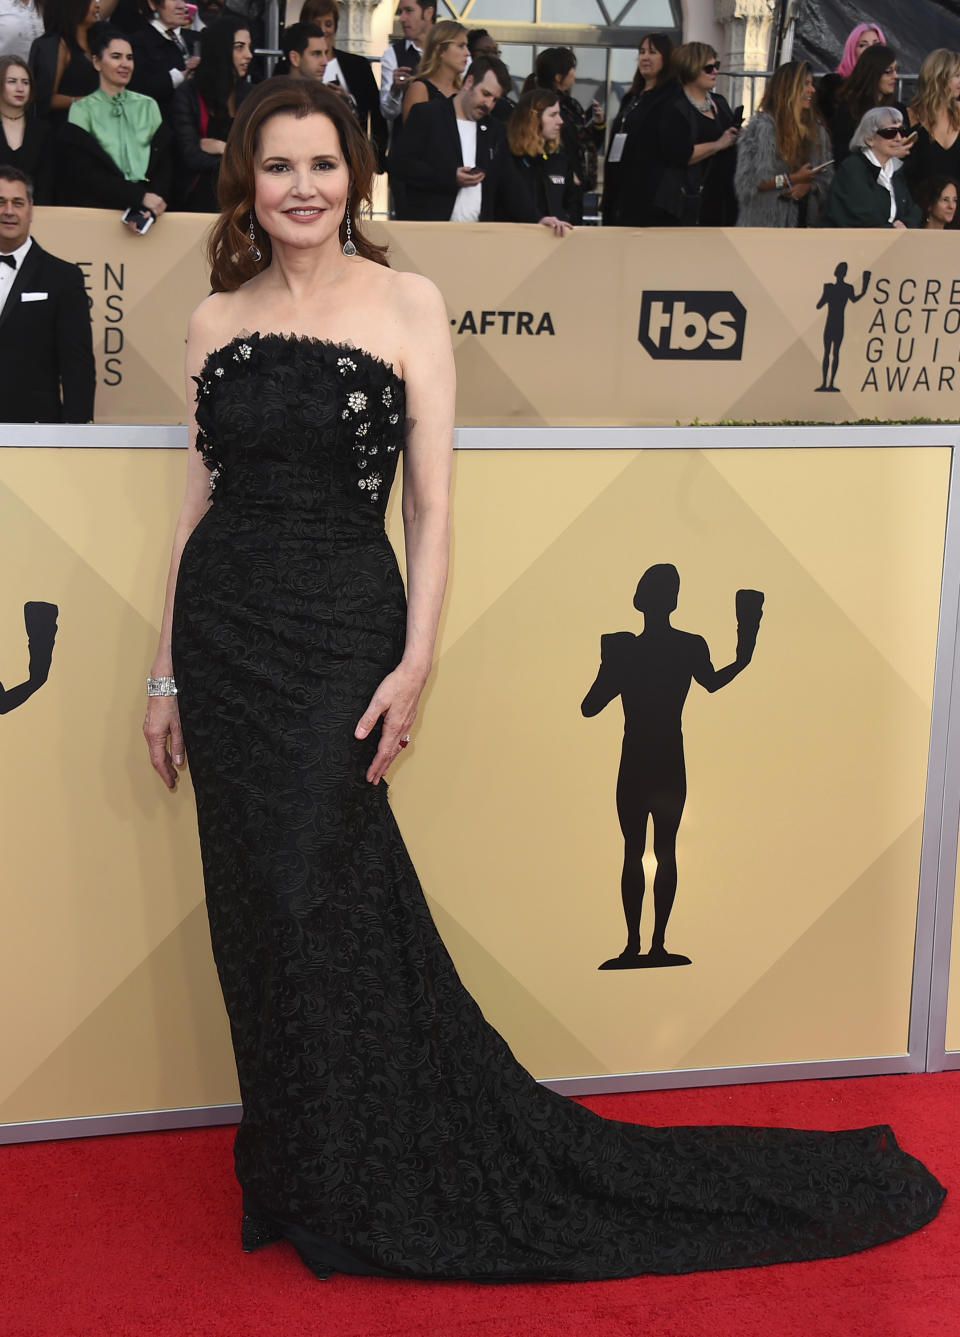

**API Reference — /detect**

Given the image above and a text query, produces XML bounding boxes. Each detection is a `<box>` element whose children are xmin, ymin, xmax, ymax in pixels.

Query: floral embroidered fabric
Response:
<box><xmin>172</xmin><ymin>334</ymin><xmax>945</xmax><ymax>1281</ymax></box>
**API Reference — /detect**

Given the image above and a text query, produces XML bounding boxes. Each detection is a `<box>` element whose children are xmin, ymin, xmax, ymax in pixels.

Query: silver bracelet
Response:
<box><xmin>146</xmin><ymin>676</ymin><xmax>178</xmax><ymax>696</ymax></box>
<box><xmin>774</xmin><ymin>174</ymin><xmax>786</xmax><ymax>190</ymax></box>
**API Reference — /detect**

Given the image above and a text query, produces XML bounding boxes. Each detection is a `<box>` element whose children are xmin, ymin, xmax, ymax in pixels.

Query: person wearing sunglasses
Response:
<box><xmin>823</xmin><ymin>106</ymin><xmax>921</xmax><ymax>228</ymax></box>
<box><xmin>634</xmin><ymin>41</ymin><xmax>739</xmax><ymax>226</ymax></box>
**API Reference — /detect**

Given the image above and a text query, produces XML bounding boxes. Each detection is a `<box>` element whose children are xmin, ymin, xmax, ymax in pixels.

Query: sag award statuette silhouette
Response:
<box><xmin>815</xmin><ymin>261</ymin><xmax>871</xmax><ymax>393</ymax></box>
<box><xmin>581</xmin><ymin>566</ymin><xmax>763</xmax><ymax>970</ymax></box>
<box><xmin>0</xmin><ymin>602</ymin><xmax>59</xmax><ymax>715</ymax></box>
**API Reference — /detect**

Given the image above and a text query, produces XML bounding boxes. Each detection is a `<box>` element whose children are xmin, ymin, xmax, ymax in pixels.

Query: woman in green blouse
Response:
<box><xmin>58</xmin><ymin>21</ymin><xmax>171</xmax><ymax>224</ymax></box>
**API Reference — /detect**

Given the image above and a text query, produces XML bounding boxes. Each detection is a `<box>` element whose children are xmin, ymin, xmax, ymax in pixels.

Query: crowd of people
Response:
<box><xmin>2</xmin><ymin>2</ymin><xmax>958</xmax><ymax>230</ymax></box>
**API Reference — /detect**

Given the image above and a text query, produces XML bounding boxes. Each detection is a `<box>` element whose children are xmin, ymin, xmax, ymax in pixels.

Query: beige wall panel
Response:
<box><xmin>28</xmin><ymin>211</ymin><xmax>960</xmax><ymax>427</ymax></box>
<box><xmin>0</xmin><ymin>443</ymin><xmax>948</xmax><ymax>1124</ymax></box>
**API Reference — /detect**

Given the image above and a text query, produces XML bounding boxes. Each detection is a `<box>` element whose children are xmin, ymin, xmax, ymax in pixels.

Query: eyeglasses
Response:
<box><xmin>702</xmin><ymin>61</ymin><xmax>721</xmax><ymax>74</ymax></box>
<box><xmin>875</xmin><ymin>125</ymin><xmax>904</xmax><ymax>139</ymax></box>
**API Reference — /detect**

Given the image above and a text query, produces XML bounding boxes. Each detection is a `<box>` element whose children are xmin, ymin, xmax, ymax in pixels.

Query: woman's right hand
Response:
<box><xmin>789</xmin><ymin>162</ymin><xmax>816</xmax><ymax>185</ymax></box>
<box><xmin>144</xmin><ymin>696</ymin><xmax>186</xmax><ymax>789</ymax></box>
<box><xmin>716</xmin><ymin>125</ymin><xmax>739</xmax><ymax>151</ymax></box>
<box><xmin>143</xmin><ymin>192</ymin><xmax>167</xmax><ymax>217</ymax></box>
<box><xmin>538</xmin><ymin>215</ymin><xmax>573</xmax><ymax>236</ymax></box>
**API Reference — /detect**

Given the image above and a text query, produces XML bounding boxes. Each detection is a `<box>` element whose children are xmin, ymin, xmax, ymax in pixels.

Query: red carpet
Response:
<box><xmin>2</xmin><ymin>1072</ymin><xmax>955</xmax><ymax>1337</ymax></box>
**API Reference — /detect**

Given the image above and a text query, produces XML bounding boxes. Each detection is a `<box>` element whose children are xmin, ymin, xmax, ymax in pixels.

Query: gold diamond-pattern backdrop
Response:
<box><xmin>0</xmin><ymin>444</ymin><xmax>947</xmax><ymax>1127</ymax></box>
<box><xmin>30</xmin><ymin>211</ymin><xmax>960</xmax><ymax>427</ymax></box>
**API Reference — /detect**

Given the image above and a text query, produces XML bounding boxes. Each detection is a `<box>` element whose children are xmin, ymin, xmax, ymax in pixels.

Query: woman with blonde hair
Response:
<box><xmin>904</xmin><ymin>48</ymin><xmax>960</xmax><ymax>192</ymax></box>
<box><xmin>735</xmin><ymin>60</ymin><xmax>833</xmax><ymax>226</ymax></box>
<box><xmin>503</xmin><ymin>86</ymin><xmax>575</xmax><ymax>229</ymax></box>
<box><xmin>401</xmin><ymin>19</ymin><xmax>468</xmax><ymax>121</ymax></box>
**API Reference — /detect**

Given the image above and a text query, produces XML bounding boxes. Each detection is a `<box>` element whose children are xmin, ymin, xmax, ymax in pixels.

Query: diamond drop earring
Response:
<box><xmin>247</xmin><ymin>211</ymin><xmax>262</xmax><ymax>263</ymax></box>
<box><xmin>342</xmin><ymin>203</ymin><xmax>357</xmax><ymax>257</ymax></box>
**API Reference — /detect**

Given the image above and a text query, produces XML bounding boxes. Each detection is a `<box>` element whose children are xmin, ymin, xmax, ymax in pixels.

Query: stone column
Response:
<box><xmin>714</xmin><ymin>0</ymin><xmax>775</xmax><ymax>118</ymax></box>
<box><xmin>337</xmin><ymin>0</ymin><xmax>384</xmax><ymax>55</ymax></box>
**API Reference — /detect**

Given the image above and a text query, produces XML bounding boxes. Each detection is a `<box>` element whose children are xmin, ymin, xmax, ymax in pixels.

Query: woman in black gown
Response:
<box><xmin>144</xmin><ymin>76</ymin><xmax>945</xmax><ymax>1282</ymax></box>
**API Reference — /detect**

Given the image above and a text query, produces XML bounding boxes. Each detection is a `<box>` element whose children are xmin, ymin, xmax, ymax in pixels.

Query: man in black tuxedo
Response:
<box><xmin>389</xmin><ymin>58</ymin><xmax>566</xmax><ymax>229</ymax></box>
<box><xmin>0</xmin><ymin>167</ymin><xmax>95</xmax><ymax>424</ymax></box>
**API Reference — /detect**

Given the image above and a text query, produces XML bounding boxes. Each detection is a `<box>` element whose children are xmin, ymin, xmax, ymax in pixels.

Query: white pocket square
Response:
<box><xmin>21</xmin><ymin>291</ymin><xmax>48</xmax><ymax>302</ymax></box>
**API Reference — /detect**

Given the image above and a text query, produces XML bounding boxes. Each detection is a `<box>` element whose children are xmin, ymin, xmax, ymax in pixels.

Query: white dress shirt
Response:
<box><xmin>379</xmin><ymin>40</ymin><xmax>422</xmax><ymax>121</ymax></box>
<box><xmin>0</xmin><ymin>234</ymin><xmax>31</xmax><ymax>318</ymax></box>
<box><xmin>864</xmin><ymin>147</ymin><xmax>899</xmax><ymax>224</ymax></box>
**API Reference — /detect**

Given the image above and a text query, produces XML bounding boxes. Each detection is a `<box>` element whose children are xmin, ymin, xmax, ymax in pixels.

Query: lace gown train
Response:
<box><xmin>172</xmin><ymin>333</ymin><xmax>945</xmax><ymax>1281</ymax></box>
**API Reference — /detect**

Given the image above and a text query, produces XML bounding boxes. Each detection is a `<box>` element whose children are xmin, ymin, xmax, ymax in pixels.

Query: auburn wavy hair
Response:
<box><xmin>758</xmin><ymin>60</ymin><xmax>821</xmax><ymax>169</ymax></box>
<box><xmin>207</xmin><ymin>78</ymin><xmax>387</xmax><ymax>292</ymax></box>
<box><xmin>910</xmin><ymin>48</ymin><xmax>960</xmax><ymax>136</ymax></box>
<box><xmin>508</xmin><ymin>89</ymin><xmax>561</xmax><ymax>157</ymax></box>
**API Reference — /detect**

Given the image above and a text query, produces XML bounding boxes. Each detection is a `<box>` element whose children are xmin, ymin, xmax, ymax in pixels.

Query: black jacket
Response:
<box><xmin>823</xmin><ymin>151</ymin><xmax>923</xmax><ymax>228</ymax></box>
<box><xmin>0</xmin><ymin>240</ymin><xmax>95</xmax><ymax>423</ymax></box>
<box><xmin>621</xmin><ymin>83</ymin><xmax>738</xmax><ymax>226</ymax></box>
<box><xmin>389</xmin><ymin>97</ymin><xmax>535</xmax><ymax>222</ymax></box>
<box><xmin>505</xmin><ymin>149</ymin><xmax>578</xmax><ymax>223</ymax></box>
<box><xmin>129</xmin><ymin>23</ymin><xmax>201</xmax><ymax>113</ymax></box>
<box><xmin>331</xmin><ymin>48</ymin><xmax>388</xmax><ymax>170</ymax></box>
<box><xmin>56</xmin><ymin>119</ymin><xmax>173</xmax><ymax>209</ymax></box>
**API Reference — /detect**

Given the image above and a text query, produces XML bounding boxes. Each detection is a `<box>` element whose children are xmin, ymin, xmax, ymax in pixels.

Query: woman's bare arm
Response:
<box><xmin>143</xmin><ymin>302</ymin><xmax>221</xmax><ymax>787</ymax></box>
<box><xmin>354</xmin><ymin>274</ymin><xmax>454</xmax><ymax>783</ymax></box>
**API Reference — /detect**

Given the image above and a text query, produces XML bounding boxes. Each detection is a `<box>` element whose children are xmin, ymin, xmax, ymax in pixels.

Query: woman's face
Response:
<box><xmin>800</xmin><ymin>72</ymin><xmax>815</xmax><ymax>108</ymax></box>
<box><xmin>878</xmin><ymin>59</ymin><xmax>898</xmax><ymax>99</ymax></box>
<box><xmin>312</xmin><ymin>11</ymin><xmax>336</xmax><ymax>39</ymax></box>
<box><xmin>540</xmin><ymin>100</ymin><xmax>563</xmax><ymax>142</ymax></box>
<box><xmin>693</xmin><ymin>54</ymin><xmax>719</xmax><ymax>95</ymax></box>
<box><xmin>637</xmin><ymin>39</ymin><xmax>663</xmax><ymax>86</ymax></box>
<box><xmin>441</xmin><ymin>34</ymin><xmax>470</xmax><ymax>76</ymax></box>
<box><xmin>95</xmin><ymin>39</ymin><xmax>134</xmax><ymax>91</ymax></box>
<box><xmin>254</xmin><ymin>111</ymin><xmax>350</xmax><ymax>254</ymax></box>
<box><xmin>867</xmin><ymin>119</ymin><xmax>903</xmax><ymax>162</ymax></box>
<box><xmin>555</xmin><ymin>64</ymin><xmax>576</xmax><ymax>93</ymax></box>
<box><xmin>950</xmin><ymin>67</ymin><xmax>960</xmax><ymax>101</ymax></box>
<box><xmin>84</xmin><ymin>0</ymin><xmax>101</xmax><ymax>24</ymax></box>
<box><xmin>154</xmin><ymin>0</ymin><xmax>189</xmax><ymax>29</ymax></box>
<box><xmin>931</xmin><ymin>183</ymin><xmax>958</xmax><ymax>225</ymax></box>
<box><xmin>233</xmin><ymin>29</ymin><xmax>252</xmax><ymax>79</ymax></box>
<box><xmin>1</xmin><ymin>64</ymin><xmax>31</xmax><ymax>112</ymax></box>
<box><xmin>854</xmin><ymin>28</ymin><xmax>881</xmax><ymax>61</ymax></box>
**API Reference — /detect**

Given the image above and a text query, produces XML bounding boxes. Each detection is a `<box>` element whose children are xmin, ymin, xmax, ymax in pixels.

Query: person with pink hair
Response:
<box><xmin>818</xmin><ymin>21</ymin><xmax>887</xmax><ymax>120</ymax></box>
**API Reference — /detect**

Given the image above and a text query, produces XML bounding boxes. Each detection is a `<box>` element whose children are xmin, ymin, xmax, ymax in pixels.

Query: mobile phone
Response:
<box><xmin>733</xmin><ymin>105</ymin><xmax>744</xmax><ymax>126</ymax></box>
<box><xmin>122</xmin><ymin>206</ymin><xmax>154</xmax><ymax>234</ymax></box>
<box><xmin>901</xmin><ymin>130</ymin><xmax>918</xmax><ymax>145</ymax></box>
<box><xmin>810</xmin><ymin>159</ymin><xmax>835</xmax><ymax>174</ymax></box>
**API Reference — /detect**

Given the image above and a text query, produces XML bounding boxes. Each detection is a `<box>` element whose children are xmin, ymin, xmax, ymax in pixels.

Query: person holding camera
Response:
<box><xmin>57</xmin><ymin>21</ymin><xmax>170</xmax><ymax>229</ymax></box>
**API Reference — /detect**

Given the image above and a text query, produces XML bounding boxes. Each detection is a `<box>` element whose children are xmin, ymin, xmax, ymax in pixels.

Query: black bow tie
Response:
<box><xmin>0</xmin><ymin>253</ymin><xmax>15</xmax><ymax>269</ymax></box>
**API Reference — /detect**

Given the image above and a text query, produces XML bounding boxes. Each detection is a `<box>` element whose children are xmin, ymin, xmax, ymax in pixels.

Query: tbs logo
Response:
<box><xmin>639</xmin><ymin>291</ymin><xmax>746</xmax><ymax>360</ymax></box>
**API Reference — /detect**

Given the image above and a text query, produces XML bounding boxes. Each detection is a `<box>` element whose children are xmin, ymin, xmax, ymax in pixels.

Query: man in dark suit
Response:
<box><xmin>301</xmin><ymin>0</ymin><xmax>389</xmax><ymax>170</ymax></box>
<box><xmin>389</xmin><ymin>58</ymin><xmax>557</xmax><ymax>227</ymax></box>
<box><xmin>126</xmin><ymin>0</ymin><xmax>202</xmax><ymax>115</ymax></box>
<box><xmin>0</xmin><ymin>167</ymin><xmax>95</xmax><ymax>424</ymax></box>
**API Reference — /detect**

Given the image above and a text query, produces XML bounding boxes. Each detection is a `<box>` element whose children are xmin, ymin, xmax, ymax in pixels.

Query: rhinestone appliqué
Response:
<box><xmin>338</xmin><ymin>356</ymin><xmax>357</xmax><ymax>373</ymax></box>
<box><xmin>347</xmin><ymin>390</ymin><xmax>367</xmax><ymax>413</ymax></box>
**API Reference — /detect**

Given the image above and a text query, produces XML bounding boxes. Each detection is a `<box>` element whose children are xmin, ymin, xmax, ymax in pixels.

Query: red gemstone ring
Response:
<box><xmin>399</xmin><ymin>735</ymin><xmax>411</xmax><ymax>749</ymax></box>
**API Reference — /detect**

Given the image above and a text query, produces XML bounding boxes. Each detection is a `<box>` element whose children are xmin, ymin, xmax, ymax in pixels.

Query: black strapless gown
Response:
<box><xmin>172</xmin><ymin>333</ymin><xmax>945</xmax><ymax>1281</ymax></box>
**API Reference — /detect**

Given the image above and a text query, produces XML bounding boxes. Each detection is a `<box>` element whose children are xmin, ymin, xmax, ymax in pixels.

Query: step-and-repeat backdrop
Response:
<box><xmin>0</xmin><ymin>440</ymin><xmax>949</xmax><ymax>1128</ymax></box>
<box><xmin>29</xmin><ymin>209</ymin><xmax>960</xmax><ymax>427</ymax></box>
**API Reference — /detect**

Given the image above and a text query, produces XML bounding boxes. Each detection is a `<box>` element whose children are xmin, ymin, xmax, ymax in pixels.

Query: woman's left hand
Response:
<box><xmin>355</xmin><ymin>663</ymin><xmax>426</xmax><ymax>784</ymax></box>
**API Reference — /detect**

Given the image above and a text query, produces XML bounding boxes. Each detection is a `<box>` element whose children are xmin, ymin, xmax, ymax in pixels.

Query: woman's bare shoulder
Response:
<box><xmin>379</xmin><ymin>266</ymin><xmax>447</xmax><ymax>323</ymax></box>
